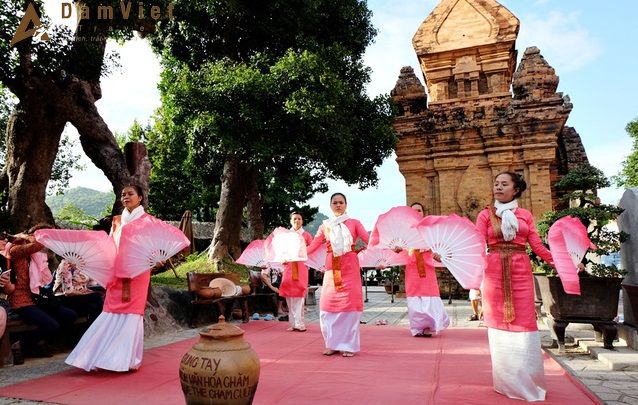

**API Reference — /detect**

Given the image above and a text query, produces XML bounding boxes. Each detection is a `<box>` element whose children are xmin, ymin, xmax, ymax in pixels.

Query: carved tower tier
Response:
<box><xmin>392</xmin><ymin>0</ymin><xmax>588</xmax><ymax>220</ymax></box>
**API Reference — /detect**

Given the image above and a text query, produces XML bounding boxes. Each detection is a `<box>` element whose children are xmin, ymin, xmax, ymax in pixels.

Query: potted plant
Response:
<box><xmin>533</xmin><ymin>164</ymin><xmax>629</xmax><ymax>350</ymax></box>
<box><xmin>382</xmin><ymin>266</ymin><xmax>401</xmax><ymax>303</ymax></box>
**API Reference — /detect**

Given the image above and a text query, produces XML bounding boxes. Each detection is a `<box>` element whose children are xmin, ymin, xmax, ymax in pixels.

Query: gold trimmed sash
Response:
<box><xmin>331</xmin><ymin>255</ymin><xmax>343</xmax><ymax>290</ymax></box>
<box><xmin>122</xmin><ymin>278</ymin><xmax>131</xmax><ymax>302</ymax></box>
<box><xmin>291</xmin><ymin>262</ymin><xmax>299</xmax><ymax>281</ymax></box>
<box><xmin>488</xmin><ymin>206</ymin><xmax>525</xmax><ymax>323</ymax></box>
<box><xmin>414</xmin><ymin>250</ymin><xmax>427</xmax><ymax>278</ymax></box>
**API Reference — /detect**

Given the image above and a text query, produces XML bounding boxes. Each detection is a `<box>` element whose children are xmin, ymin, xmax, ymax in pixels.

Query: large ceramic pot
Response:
<box><xmin>179</xmin><ymin>316</ymin><xmax>260</xmax><ymax>405</ymax></box>
<box><xmin>623</xmin><ymin>283</ymin><xmax>638</xmax><ymax>327</ymax></box>
<box><xmin>535</xmin><ymin>275</ymin><xmax>622</xmax><ymax>350</ymax></box>
<box><xmin>535</xmin><ymin>276</ymin><xmax>622</xmax><ymax>320</ymax></box>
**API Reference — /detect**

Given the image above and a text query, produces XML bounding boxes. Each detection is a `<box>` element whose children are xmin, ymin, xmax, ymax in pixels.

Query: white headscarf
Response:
<box><xmin>113</xmin><ymin>205</ymin><xmax>145</xmax><ymax>247</ymax></box>
<box><xmin>494</xmin><ymin>200</ymin><xmax>519</xmax><ymax>242</ymax></box>
<box><xmin>323</xmin><ymin>214</ymin><xmax>353</xmax><ymax>257</ymax></box>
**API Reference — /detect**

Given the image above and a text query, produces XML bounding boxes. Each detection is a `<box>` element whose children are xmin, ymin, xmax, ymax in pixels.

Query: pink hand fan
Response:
<box><xmin>116</xmin><ymin>216</ymin><xmax>191</xmax><ymax>279</ymax></box>
<box><xmin>34</xmin><ymin>229</ymin><xmax>116</xmax><ymax>287</ymax></box>
<box><xmin>236</xmin><ymin>240</ymin><xmax>284</xmax><ymax>270</ymax></box>
<box><xmin>547</xmin><ymin>216</ymin><xmax>594</xmax><ymax>295</ymax></box>
<box><xmin>369</xmin><ymin>206</ymin><xmax>429</xmax><ymax>250</ymax></box>
<box><xmin>306</xmin><ymin>244</ymin><xmax>328</xmax><ymax>272</ymax></box>
<box><xmin>264</xmin><ymin>227</ymin><xmax>308</xmax><ymax>263</ymax></box>
<box><xmin>415</xmin><ymin>214</ymin><xmax>486</xmax><ymax>289</ymax></box>
<box><xmin>358</xmin><ymin>248</ymin><xmax>410</xmax><ymax>268</ymax></box>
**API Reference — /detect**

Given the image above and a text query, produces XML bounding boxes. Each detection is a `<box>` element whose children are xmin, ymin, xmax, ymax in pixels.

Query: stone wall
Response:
<box><xmin>619</xmin><ymin>188</ymin><xmax>638</xmax><ymax>327</ymax></box>
<box><xmin>392</xmin><ymin>0</ymin><xmax>588</xmax><ymax>220</ymax></box>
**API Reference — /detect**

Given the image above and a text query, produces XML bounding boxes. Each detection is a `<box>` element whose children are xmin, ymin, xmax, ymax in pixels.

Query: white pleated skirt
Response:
<box><xmin>66</xmin><ymin>312</ymin><xmax>144</xmax><ymax>372</ymax></box>
<box><xmin>285</xmin><ymin>297</ymin><xmax>305</xmax><ymax>329</ymax></box>
<box><xmin>406</xmin><ymin>296</ymin><xmax>450</xmax><ymax>336</ymax></box>
<box><xmin>319</xmin><ymin>311</ymin><xmax>361</xmax><ymax>352</ymax></box>
<box><xmin>488</xmin><ymin>328</ymin><xmax>546</xmax><ymax>401</ymax></box>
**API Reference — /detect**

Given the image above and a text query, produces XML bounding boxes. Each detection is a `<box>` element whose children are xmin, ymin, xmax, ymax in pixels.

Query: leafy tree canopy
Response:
<box><xmin>146</xmin><ymin>0</ymin><xmax>396</xmax><ymax>233</ymax></box>
<box><xmin>613</xmin><ymin>117</ymin><xmax>638</xmax><ymax>188</ymax></box>
<box><xmin>536</xmin><ymin>164</ymin><xmax>628</xmax><ymax>277</ymax></box>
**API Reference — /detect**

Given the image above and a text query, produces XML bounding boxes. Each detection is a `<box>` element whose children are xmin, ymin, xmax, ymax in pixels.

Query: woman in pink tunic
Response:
<box><xmin>476</xmin><ymin>172</ymin><xmax>554</xmax><ymax>401</ymax></box>
<box><xmin>307</xmin><ymin>193</ymin><xmax>368</xmax><ymax>357</ymax></box>
<box><xmin>66</xmin><ymin>185</ymin><xmax>155</xmax><ymax>372</ymax></box>
<box><xmin>404</xmin><ymin>202</ymin><xmax>449</xmax><ymax>337</ymax></box>
<box><xmin>278</xmin><ymin>212</ymin><xmax>313</xmax><ymax>332</ymax></box>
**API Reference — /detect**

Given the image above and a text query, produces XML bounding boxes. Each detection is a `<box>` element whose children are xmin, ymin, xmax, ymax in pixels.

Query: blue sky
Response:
<box><xmin>53</xmin><ymin>0</ymin><xmax>638</xmax><ymax>228</ymax></box>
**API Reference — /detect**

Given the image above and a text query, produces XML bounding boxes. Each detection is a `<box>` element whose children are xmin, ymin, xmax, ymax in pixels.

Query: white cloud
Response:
<box><xmin>364</xmin><ymin>0</ymin><xmax>437</xmax><ymax>97</ymax></box>
<box><xmin>308</xmin><ymin>155</ymin><xmax>406</xmax><ymax>230</ymax></box>
<box><xmin>97</xmin><ymin>37</ymin><xmax>161</xmax><ymax>133</ymax></box>
<box><xmin>516</xmin><ymin>10</ymin><xmax>601</xmax><ymax>72</ymax></box>
<box><xmin>68</xmin><ymin>37</ymin><xmax>161</xmax><ymax>192</ymax></box>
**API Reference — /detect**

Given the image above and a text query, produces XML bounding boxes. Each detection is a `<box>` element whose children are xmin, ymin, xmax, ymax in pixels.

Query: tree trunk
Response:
<box><xmin>246</xmin><ymin>167</ymin><xmax>264</xmax><ymax>240</ymax></box>
<box><xmin>64</xmin><ymin>79</ymin><xmax>138</xmax><ymax>214</ymax></box>
<box><xmin>5</xmin><ymin>98</ymin><xmax>66</xmax><ymax>232</ymax></box>
<box><xmin>208</xmin><ymin>156</ymin><xmax>249</xmax><ymax>263</ymax></box>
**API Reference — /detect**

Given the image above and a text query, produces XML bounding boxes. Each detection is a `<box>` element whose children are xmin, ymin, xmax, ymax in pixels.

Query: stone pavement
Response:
<box><xmin>1</xmin><ymin>286</ymin><xmax>637</xmax><ymax>404</ymax></box>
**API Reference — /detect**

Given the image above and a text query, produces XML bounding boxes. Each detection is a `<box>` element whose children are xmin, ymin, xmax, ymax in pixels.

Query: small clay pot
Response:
<box><xmin>197</xmin><ymin>286</ymin><xmax>222</xmax><ymax>300</ymax></box>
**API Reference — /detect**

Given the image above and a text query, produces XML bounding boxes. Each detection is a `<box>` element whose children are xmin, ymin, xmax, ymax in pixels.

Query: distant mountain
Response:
<box><xmin>305</xmin><ymin>212</ymin><xmax>328</xmax><ymax>236</ymax></box>
<box><xmin>47</xmin><ymin>187</ymin><xmax>115</xmax><ymax>218</ymax></box>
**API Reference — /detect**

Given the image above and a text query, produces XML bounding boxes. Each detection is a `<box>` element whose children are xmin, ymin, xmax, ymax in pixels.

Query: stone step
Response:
<box><xmin>577</xmin><ymin>338</ymin><xmax>638</xmax><ymax>371</ymax></box>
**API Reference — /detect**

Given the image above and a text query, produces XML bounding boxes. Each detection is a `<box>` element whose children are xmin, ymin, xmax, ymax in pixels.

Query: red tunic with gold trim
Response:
<box><xmin>103</xmin><ymin>214</ymin><xmax>151</xmax><ymax>315</ymax></box>
<box><xmin>404</xmin><ymin>250</ymin><xmax>440</xmax><ymax>298</ymax></box>
<box><xmin>307</xmin><ymin>219</ymin><xmax>368</xmax><ymax>312</ymax></box>
<box><xmin>476</xmin><ymin>207</ymin><xmax>553</xmax><ymax>332</ymax></box>
<box><xmin>279</xmin><ymin>230</ymin><xmax>313</xmax><ymax>298</ymax></box>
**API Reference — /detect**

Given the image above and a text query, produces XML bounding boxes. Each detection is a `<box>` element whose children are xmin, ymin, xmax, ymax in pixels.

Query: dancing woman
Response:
<box><xmin>66</xmin><ymin>185</ymin><xmax>155</xmax><ymax>372</ymax></box>
<box><xmin>403</xmin><ymin>202</ymin><xmax>449</xmax><ymax>337</ymax></box>
<box><xmin>278</xmin><ymin>212</ymin><xmax>313</xmax><ymax>332</ymax></box>
<box><xmin>307</xmin><ymin>193</ymin><xmax>368</xmax><ymax>357</ymax></box>
<box><xmin>476</xmin><ymin>172</ymin><xmax>554</xmax><ymax>401</ymax></box>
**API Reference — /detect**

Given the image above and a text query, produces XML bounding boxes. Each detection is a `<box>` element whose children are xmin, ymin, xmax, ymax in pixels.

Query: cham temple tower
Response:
<box><xmin>391</xmin><ymin>0</ymin><xmax>589</xmax><ymax>220</ymax></box>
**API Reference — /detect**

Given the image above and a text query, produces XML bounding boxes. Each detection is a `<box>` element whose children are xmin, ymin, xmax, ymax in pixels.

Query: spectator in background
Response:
<box><xmin>53</xmin><ymin>260</ymin><xmax>104</xmax><ymax>324</ymax></box>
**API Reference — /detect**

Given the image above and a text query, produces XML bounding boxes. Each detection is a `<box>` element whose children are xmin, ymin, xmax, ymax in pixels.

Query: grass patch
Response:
<box><xmin>151</xmin><ymin>252</ymin><xmax>252</xmax><ymax>288</ymax></box>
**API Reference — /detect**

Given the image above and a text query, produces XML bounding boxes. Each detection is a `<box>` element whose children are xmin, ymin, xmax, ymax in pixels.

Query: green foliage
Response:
<box><xmin>55</xmin><ymin>203</ymin><xmax>96</xmax><ymax>228</ymax></box>
<box><xmin>555</xmin><ymin>164</ymin><xmax>610</xmax><ymax>194</ymax></box>
<box><xmin>536</xmin><ymin>164</ymin><xmax>628</xmax><ymax>277</ymax></box>
<box><xmin>151</xmin><ymin>253</ymin><xmax>250</xmax><ymax>288</ymax></box>
<box><xmin>382</xmin><ymin>266</ymin><xmax>402</xmax><ymax>284</ymax></box>
<box><xmin>613</xmin><ymin>118</ymin><xmax>638</xmax><ymax>188</ymax></box>
<box><xmin>0</xmin><ymin>85</ymin><xmax>15</xmax><ymax>167</ymax></box>
<box><xmin>47</xmin><ymin>135</ymin><xmax>85</xmax><ymax>195</ymax></box>
<box><xmin>590</xmin><ymin>263</ymin><xmax>627</xmax><ymax>278</ymax></box>
<box><xmin>46</xmin><ymin>187</ymin><xmax>115</xmax><ymax>218</ymax></box>
<box><xmin>146</xmin><ymin>0</ymin><xmax>396</xmax><ymax>229</ymax></box>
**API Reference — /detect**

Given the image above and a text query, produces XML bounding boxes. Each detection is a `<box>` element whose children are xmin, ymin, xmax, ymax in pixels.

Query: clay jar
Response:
<box><xmin>240</xmin><ymin>285</ymin><xmax>251</xmax><ymax>296</ymax></box>
<box><xmin>179</xmin><ymin>316</ymin><xmax>260</xmax><ymax>405</ymax></box>
<box><xmin>197</xmin><ymin>287</ymin><xmax>222</xmax><ymax>300</ymax></box>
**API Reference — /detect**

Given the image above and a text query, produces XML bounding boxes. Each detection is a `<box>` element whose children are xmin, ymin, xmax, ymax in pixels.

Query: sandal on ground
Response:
<box><xmin>468</xmin><ymin>314</ymin><xmax>479</xmax><ymax>321</ymax></box>
<box><xmin>252</xmin><ymin>313</ymin><xmax>260</xmax><ymax>320</ymax></box>
<box><xmin>263</xmin><ymin>314</ymin><xmax>275</xmax><ymax>321</ymax></box>
<box><xmin>294</xmin><ymin>327</ymin><xmax>307</xmax><ymax>332</ymax></box>
<box><xmin>323</xmin><ymin>349</ymin><xmax>338</xmax><ymax>356</ymax></box>
<box><xmin>341</xmin><ymin>351</ymin><xmax>354</xmax><ymax>357</ymax></box>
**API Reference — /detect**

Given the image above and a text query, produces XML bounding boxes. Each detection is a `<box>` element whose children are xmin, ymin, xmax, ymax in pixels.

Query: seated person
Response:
<box><xmin>258</xmin><ymin>266</ymin><xmax>287</xmax><ymax>318</ymax></box>
<box><xmin>468</xmin><ymin>289</ymin><xmax>483</xmax><ymax>321</ymax></box>
<box><xmin>52</xmin><ymin>260</ymin><xmax>104</xmax><ymax>324</ymax></box>
<box><xmin>3</xmin><ymin>227</ymin><xmax>78</xmax><ymax>357</ymax></box>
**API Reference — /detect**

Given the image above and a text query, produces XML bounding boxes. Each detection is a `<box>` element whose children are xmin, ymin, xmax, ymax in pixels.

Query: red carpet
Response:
<box><xmin>0</xmin><ymin>322</ymin><xmax>600</xmax><ymax>404</ymax></box>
